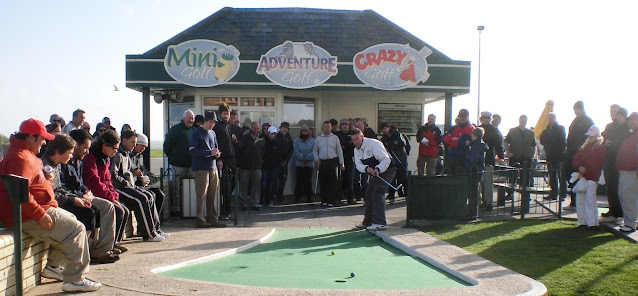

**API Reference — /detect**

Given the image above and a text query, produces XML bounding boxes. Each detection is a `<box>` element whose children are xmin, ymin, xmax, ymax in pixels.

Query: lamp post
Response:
<box><xmin>477</xmin><ymin>25</ymin><xmax>484</xmax><ymax>125</ymax></box>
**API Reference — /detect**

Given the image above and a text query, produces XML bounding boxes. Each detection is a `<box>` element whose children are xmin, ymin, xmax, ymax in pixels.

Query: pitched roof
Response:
<box><xmin>142</xmin><ymin>7</ymin><xmax>459</xmax><ymax>65</ymax></box>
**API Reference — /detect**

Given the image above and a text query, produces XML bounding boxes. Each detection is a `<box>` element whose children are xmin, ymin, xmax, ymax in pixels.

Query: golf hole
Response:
<box><xmin>335</xmin><ymin>280</ymin><xmax>346</xmax><ymax>283</ymax></box>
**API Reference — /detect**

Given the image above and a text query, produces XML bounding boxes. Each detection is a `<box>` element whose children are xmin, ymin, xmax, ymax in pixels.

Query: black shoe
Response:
<box><xmin>252</xmin><ymin>207</ymin><xmax>261</xmax><ymax>211</ymax></box>
<box><xmin>601</xmin><ymin>211</ymin><xmax>612</xmax><ymax>217</ymax></box>
<box><xmin>196</xmin><ymin>221</ymin><xmax>212</xmax><ymax>228</ymax></box>
<box><xmin>90</xmin><ymin>253</ymin><xmax>120</xmax><ymax>265</ymax></box>
<box><xmin>543</xmin><ymin>195</ymin><xmax>557</xmax><ymax>201</ymax></box>
<box><xmin>240</xmin><ymin>207</ymin><xmax>248</xmax><ymax>211</ymax></box>
<box><xmin>588</xmin><ymin>226</ymin><xmax>600</xmax><ymax>231</ymax></box>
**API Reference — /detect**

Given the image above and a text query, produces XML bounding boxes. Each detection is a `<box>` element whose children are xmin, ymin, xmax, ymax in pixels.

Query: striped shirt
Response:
<box><xmin>313</xmin><ymin>133</ymin><xmax>344</xmax><ymax>165</ymax></box>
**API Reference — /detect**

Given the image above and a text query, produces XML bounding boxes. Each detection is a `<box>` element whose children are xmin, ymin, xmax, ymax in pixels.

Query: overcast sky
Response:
<box><xmin>2</xmin><ymin>0</ymin><xmax>636</xmax><ymax>141</ymax></box>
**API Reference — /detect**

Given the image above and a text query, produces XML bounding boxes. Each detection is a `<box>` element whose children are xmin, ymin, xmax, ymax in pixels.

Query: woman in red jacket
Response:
<box><xmin>82</xmin><ymin>130</ymin><xmax>129</xmax><ymax>253</ymax></box>
<box><xmin>572</xmin><ymin>125</ymin><xmax>606</xmax><ymax>230</ymax></box>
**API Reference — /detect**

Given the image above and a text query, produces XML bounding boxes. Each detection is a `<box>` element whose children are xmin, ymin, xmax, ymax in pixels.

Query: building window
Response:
<box><xmin>240</xmin><ymin>97</ymin><xmax>275</xmax><ymax>107</ymax></box>
<box><xmin>239</xmin><ymin>111</ymin><xmax>275</xmax><ymax>129</ymax></box>
<box><xmin>203</xmin><ymin>97</ymin><xmax>238</xmax><ymax>106</ymax></box>
<box><xmin>168</xmin><ymin>103</ymin><xmax>195</xmax><ymax>129</ymax></box>
<box><xmin>284</xmin><ymin>97</ymin><xmax>315</xmax><ymax>139</ymax></box>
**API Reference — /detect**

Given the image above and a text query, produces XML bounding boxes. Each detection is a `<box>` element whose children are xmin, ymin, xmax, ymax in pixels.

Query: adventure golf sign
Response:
<box><xmin>164</xmin><ymin>39</ymin><xmax>241</xmax><ymax>87</ymax></box>
<box><xmin>257</xmin><ymin>41</ymin><xmax>338</xmax><ymax>89</ymax></box>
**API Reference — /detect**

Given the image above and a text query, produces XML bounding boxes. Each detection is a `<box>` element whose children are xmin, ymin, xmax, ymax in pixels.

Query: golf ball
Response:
<box><xmin>331</xmin><ymin>251</ymin><xmax>335</xmax><ymax>255</ymax></box>
<box><xmin>351</xmin><ymin>272</ymin><xmax>355</xmax><ymax>277</ymax></box>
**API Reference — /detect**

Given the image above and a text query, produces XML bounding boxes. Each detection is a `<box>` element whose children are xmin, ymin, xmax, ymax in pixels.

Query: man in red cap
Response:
<box><xmin>0</xmin><ymin>119</ymin><xmax>101</xmax><ymax>292</ymax></box>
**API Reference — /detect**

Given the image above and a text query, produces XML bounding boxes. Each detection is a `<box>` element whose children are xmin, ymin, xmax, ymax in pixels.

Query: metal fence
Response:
<box><xmin>407</xmin><ymin>160</ymin><xmax>568</xmax><ymax>225</ymax></box>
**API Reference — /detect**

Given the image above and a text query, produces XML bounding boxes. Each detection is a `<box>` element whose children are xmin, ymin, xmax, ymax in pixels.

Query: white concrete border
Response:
<box><xmin>150</xmin><ymin>228</ymin><xmax>276</xmax><ymax>274</ymax></box>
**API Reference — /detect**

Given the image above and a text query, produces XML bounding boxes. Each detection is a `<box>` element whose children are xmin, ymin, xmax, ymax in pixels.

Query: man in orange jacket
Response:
<box><xmin>0</xmin><ymin>118</ymin><xmax>101</xmax><ymax>292</ymax></box>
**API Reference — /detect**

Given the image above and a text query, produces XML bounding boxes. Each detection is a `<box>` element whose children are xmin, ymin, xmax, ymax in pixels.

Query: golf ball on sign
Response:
<box><xmin>351</xmin><ymin>272</ymin><xmax>355</xmax><ymax>277</ymax></box>
<box><xmin>331</xmin><ymin>251</ymin><xmax>335</xmax><ymax>255</ymax></box>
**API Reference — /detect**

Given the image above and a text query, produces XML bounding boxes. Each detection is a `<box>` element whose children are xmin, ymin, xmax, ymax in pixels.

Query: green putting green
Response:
<box><xmin>160</xmin><ymin>228</ymin><xmax>469</xmax><ymax>290</ymax></box>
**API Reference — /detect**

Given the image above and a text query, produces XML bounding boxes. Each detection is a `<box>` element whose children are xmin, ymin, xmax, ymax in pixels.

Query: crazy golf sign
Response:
<box><xmin>164</xmin><ymin>39</ymin><xmax>241</xmax><ymax>87</ymax></box>
<box><xmin>257</xmin><ymin>41</ymin><xmax>338</xmax><ymax>89</ymax></box>
<box><xmin>353</xmin><ymin>43</ymin><xmax>433</xmax><ymax>90</ymax></box>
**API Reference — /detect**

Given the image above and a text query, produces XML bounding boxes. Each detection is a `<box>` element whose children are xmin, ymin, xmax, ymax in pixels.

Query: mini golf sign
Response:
<box><xmin>257</xmin><ymin>41</ymin><xmax>338</xmax><ymax>89</ymax></box>
<box><xmin>164</xmin><ymin>39</ymin><xmax>241</xmax><ymax>87</ymax></box>
<box><xmin>353</xmin><ymin>43</ymin><xmax>433</xmax><ymax>90</ymax></box>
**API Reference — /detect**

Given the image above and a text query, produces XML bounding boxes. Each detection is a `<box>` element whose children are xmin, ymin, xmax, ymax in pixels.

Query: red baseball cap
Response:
<box><xmin>19</xmin><ymin>118</ymin><xmax>55</xmax><ymax>140</ymax></box>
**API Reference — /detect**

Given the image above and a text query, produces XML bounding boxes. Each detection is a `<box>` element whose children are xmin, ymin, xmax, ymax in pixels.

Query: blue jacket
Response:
<box><xmin>293</xmin><ymin>136</ymin><xmax>315</xmax><ymax>168</ymax></box>
<box><xmin>189</xmin><ymin>126</ymin><xmax>219</xmax><ymax>171</ymax></box>
<box><xmin>466</xmin><ymin>139</ymin><xmax>487</xmax><ymax>173</ymax></box>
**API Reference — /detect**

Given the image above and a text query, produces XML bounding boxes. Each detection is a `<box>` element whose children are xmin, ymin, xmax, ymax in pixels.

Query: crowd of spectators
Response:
<box><xmin>0</xmin><ymin>110</ymin><xmax>165</xmax><ymax>293</ymax></box>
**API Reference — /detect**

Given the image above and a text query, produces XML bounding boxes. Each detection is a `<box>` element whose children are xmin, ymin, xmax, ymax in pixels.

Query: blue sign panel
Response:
<box><xmin>353</xmin><ymin>43</ymin><xmax>432</xmax><ymax>90</ymax></box>
<box><xmin>164</xmin><ymin>39</ymin><xmax>240</xmax><ymax>87</ymax></box>
<box><xmin>256</xmin><ymin>41</ymin><xmax>338</xmax><ymax>89</ymax></box>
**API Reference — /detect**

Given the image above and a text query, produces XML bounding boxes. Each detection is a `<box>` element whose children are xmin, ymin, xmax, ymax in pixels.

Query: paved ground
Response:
<box><xmin>23</xmin><ymin>198</ymin><xmax>547</xmax><ymax>296</ymax></box>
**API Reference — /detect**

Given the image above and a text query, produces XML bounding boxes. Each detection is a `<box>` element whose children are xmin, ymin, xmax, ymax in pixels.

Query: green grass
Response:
<box><xmin>150</xmin><ymin>149</ymin><xmax>163</xmax><ymax>158</ymax></box>
<box><xmin>416</xmin><ymin>220</ymin><xmax>638</xmax><ymax>296</ymax></box>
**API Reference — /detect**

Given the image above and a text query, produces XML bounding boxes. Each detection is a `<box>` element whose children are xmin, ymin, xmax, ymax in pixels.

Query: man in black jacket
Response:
<box><xmin>479</xmin><ymin>111</ymin><xmax>504</xmax><ymax>210</ymax></box>
<box><xmin>213</xmin><ymin>103</ymin><xmax>237</xmax><ymax>220</ymax></box>
<box><xmin>601</xmin><ymin>106</ymin><xmax>629</xmax><ymax>223</ymax></box>
<box><xmin>380</xmin><ymin>123</ymin><xmax>408</xmax><ymax>203</ymax></box>
<box><xmin>564</xmin><ymin>101</ymin><xmax>594</xmax><ymax>209</ymax></box>
<box><xmin>335</xmin><ymin>120</ymin><xmax>355</xmax><ymax>205</ymax></box>
<box><xmin>540</xmin><ymin>112</ymin><xmax>566</xmax><ymax>200</ymax></box>
<box><xmin>274</xmin><ymin>122</ymin><xmax>293</xmax><ymax>204</ymax></box>
<box><xmin>238</xmin><ymin>122</ymin><xmax>265</xmax><ymax>210</ymax></box>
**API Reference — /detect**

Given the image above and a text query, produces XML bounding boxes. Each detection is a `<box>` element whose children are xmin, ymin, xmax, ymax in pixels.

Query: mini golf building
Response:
<box><xmin>126</xmin><ymin>7</ymin><xmax>470</xmax><ymax>199</ymax></box>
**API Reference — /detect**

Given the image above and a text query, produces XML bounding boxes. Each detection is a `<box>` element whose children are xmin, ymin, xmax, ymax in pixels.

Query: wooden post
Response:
<box><xmin>0</xmin><ymin>174</ymin><xmax>29</xmax><ymax>296</ymax></box>
<box><xmin>142</xmin><ymin>87</ymin><xmax>151</xmax><ymax>172</ymax></box>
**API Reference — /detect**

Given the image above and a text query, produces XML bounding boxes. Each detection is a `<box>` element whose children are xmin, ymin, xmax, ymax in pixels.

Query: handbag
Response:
<box><xmin>573</xmin><ymin>177</ymin><xmax>588</xmax><ymax>193</ymax></box>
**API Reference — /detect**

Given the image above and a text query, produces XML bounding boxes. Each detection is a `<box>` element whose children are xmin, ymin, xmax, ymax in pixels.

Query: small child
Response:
<box><xmin>466</xmin><ymin>128</ymin><xmax>488</xmax><ymax>218</ymax></box>
<box><xmin>572</xmin><ymin>125</ymin><xmax>606</xmax><ymax>231</ymax></box>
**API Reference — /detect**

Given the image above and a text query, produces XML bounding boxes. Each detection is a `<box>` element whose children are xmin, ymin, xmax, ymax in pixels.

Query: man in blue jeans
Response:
<box><xmin>351</xmin><ymin>128</ymin><xmax>396</xmax><ymax>231</ymax></box>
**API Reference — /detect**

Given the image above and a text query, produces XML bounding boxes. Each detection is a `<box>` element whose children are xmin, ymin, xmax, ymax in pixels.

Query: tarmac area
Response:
<box><xmin>25</xmin><ymin>198</ymin><xmax>547</xmax><ymax>296</ymax></box>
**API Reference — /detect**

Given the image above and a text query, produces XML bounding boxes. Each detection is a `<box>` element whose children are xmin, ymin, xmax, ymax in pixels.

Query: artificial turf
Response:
<box><xmin>160</xmin><ymin>228</ymin><xmax>469</xmax><ymax>290</ymax></box>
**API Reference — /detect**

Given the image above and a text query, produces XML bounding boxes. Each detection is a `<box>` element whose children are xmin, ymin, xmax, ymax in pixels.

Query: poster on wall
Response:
<box><xmin>256</xmin><ymin>41</ymin><xmax>338</xmax><ymax>89</ymax></box>
<box><xmin>377</xmin><ymin>103</ymin><xmax>423</xmax><ymax>134</ymax></box>
<box><xmin>353</xmin><ymin>43</ymin><xmax>433</xmax><ymax>91</ymax></box>
<box><xmin>164</xmin><ymin>39</ymin><xmax>241</xmax><ymax>87</ymax></box>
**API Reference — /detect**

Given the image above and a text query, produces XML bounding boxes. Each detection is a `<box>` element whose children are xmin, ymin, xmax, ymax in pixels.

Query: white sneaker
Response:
<box><xmin>62</xmin><ymin>278</ymin><xmax>102</xmax><ymax>292</ymax></box>
<box><xmin>147</xmin><ymin>235</ymin><xmax>165</xmax><ymax>242</ymax></box>
<box><xmin>355</xmin><ymin>222</ymin><xmax>368</xmax><ymax>229</ymax></box>
<box><xmin>601</xmin><ymin>216</ymin><xmax>617</xmax><ymax>223</ymax></box>
<box><xmin>158</xmin><ymin>231</ymin><xmax>170</xmax><ymax>238</ymax></box>
<box><xmin>615</xmin><ymin>217</ymin><xmax>624</xmax><ymax>226</ymax></box>
<box><xmin>366</xmin><ymin>224</ymin><xmax>387</xmax><ymax>231</ymax></box>
<box><xmin>40</xmin><ymin>264</ymin><xmax>63</xmax><ymax>281</ymax></box>
<box><xmin>327</xmin><ymin>203</ymin><xmax>334</xmax><ymax>207</ymax></box>
<box><xmin>321</xmin><ymin>202</ymin><xmax>328</xmax><ymax>206</ymax></box>
<box><xmin>619</xmin><ymin>225</ymin><xmax>635</xmax><ymax>233</ymax></box>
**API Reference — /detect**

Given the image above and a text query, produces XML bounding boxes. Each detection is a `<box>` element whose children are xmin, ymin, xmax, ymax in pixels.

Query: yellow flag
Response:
<box><xmin>534</xmin><ymin>100</ymin><xmax>554</xmax><ymax>140</ymax></box>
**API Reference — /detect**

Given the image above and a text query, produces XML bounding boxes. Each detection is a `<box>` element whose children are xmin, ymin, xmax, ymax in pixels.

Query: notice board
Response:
<box><xmin>377</xmin><ymin>103</ymin><xmax>423</xmax><ymax>135</ymax></box>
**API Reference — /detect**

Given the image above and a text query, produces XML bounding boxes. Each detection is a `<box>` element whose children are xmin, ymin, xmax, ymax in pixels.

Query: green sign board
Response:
<box><xmin>377</xmin><ymin>103</ymin><xmax>423</xmax><ymax>135</ymax></box>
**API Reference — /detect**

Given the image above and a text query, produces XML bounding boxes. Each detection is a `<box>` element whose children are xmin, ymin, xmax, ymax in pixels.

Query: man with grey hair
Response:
<box><xmin>163</xmin><ymin>110</ymin><xmax>195</xmax><ymax>216</ymax></box>
<box><xmin>237</xmin><ymin>122</ymin><xmax>265</xmax><ymax>210</ymax></box>
<box><xmin>62</xmin><ymin>109</ymin><xmax>86</xmax><ymax>135</ymax></box>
